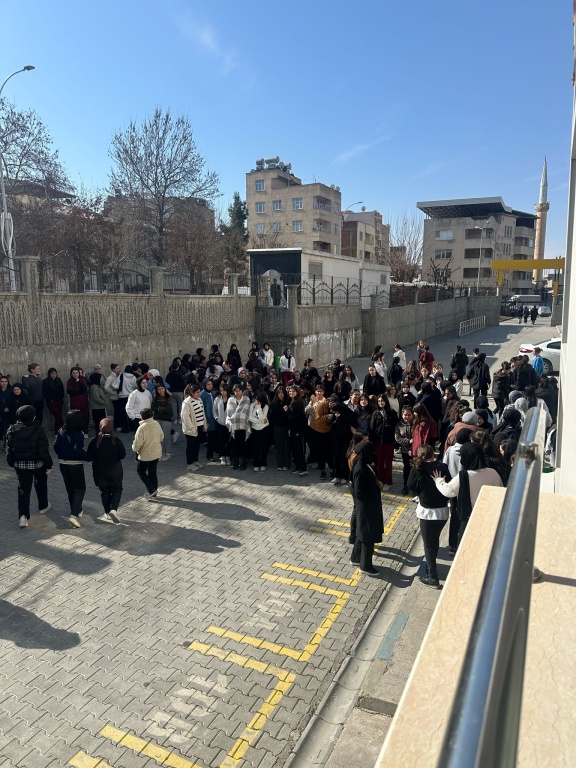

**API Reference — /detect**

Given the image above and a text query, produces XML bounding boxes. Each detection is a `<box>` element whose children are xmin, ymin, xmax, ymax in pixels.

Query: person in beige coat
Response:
<box><xmin>132</xmin><ymin>408</ymin><xmax>164</xmax><ymax>499</ymax></box>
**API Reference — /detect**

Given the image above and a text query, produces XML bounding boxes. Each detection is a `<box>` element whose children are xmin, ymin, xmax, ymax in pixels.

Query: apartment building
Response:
<box><xmin>341</xmin><ymin>210</ymin><xmax>390</xmax><ymax>264</ymax></box>
<box><xmin>245</xmin><ymin>158</ymin><xmax>342</xmax><ymax>255</ymax></box>
<box><xmin>417</xmin><ymin>197</ymin><xmax>537</xmax><ymax>294</ymax></box>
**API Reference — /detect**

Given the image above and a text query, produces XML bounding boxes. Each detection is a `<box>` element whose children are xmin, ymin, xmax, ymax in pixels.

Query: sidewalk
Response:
<box><xmin>286</xmin><ymin>316</ymin><xmax>552</xmax><ymax>768</ymax></box>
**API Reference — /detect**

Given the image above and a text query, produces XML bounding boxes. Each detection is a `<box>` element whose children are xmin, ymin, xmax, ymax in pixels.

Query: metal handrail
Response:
<box><xmin>438</xmin><ymin>406</ymin><xmax>546</xmax><ymax>768</ymax></box>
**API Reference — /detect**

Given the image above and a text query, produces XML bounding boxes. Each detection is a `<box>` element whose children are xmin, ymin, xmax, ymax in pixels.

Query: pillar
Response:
<box><xmin>15</xmin><ymin>255</ymin><xmax>41</xmax><ymax>346</ymax></box>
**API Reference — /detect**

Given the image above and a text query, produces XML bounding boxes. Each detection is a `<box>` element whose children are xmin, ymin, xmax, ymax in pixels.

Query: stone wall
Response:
<box><xmin>361</xmin><ymin>294</ymin><xmax>501</xmax><ymax>356</ymax></box>
<box><xmin>0</xmin><ymin>256</ymin><xmax>501</xmax><ymax>378</ymax></box>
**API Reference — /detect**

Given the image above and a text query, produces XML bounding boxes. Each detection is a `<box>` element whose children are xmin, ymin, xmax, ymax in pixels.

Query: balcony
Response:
<box><xmin>464</xmin><ymin>248</ymin><xmax>494</xmax><ymax>260</ymax></box>
<box><xmin>312</xmin><ymin>241</ymin><xmax>332</xmax><ymax>254</ymax></box>
<box><xmin>465</xmin><ymin>229</ymin><xmax>494</xmax><ymax>240</ymax></box>
<box><xmin>313</xmin><ymin>197</ymin><xmax>332</xmax><ymax>212</ymax></box>
<box><xmin>313</xmin><ymin>222</ymin><xmax>331</xmax><ymax>234</ymax></box>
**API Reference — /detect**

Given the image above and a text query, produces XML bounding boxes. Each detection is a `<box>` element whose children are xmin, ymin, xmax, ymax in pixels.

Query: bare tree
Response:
<box><xmin>166</xmin><ymin>203</ymin><xmax>222</xmax><ymax>293</ymax></box>
<box><xmin>386</xmin><ymin>210</ymin><xmax>424</xmax><ymax>282</ymax></box>
<box><xmin>0</xmin><ymin>98</ymin><xmax>70</xmax><ymax>195</ymax></box>
<box><xmin>109</xmin><ymin>108</ymin><xmax>219</xmax><ymax>265</ymax></box>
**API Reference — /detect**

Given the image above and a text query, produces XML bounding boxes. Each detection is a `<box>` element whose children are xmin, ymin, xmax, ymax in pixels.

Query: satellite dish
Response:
<box><xmin>361</xmin><ymin>206</ymin><xmax>366</xmax><ymax>211</ymax></box>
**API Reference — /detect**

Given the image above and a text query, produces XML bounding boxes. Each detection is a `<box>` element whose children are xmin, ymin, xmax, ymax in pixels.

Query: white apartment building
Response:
<box><xmin>417</xmin><ymin>197</ymin><xmax>537</xmax><ymax>294</ymax></box>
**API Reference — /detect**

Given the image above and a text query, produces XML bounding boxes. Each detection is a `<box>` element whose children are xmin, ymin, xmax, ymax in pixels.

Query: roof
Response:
<box><xmin>417</xmin><ymin>197</ymin><xmax>535</xmax><ymax>221</ymax></box>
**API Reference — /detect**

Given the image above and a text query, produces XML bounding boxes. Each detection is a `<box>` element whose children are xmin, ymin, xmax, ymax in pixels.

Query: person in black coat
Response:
<box><xmin>0</xmin><ymin>375</ymin><xmax>15</xmax><ymax>444</ymax></box>
<box><xmin>467</xmin><ymin>352</ymin><xmax>491</xmax><ymax>407</ymax></box>
<box><xmin>43</xmin><ymin>368</ymin><xmax>65</xmax><ymax>433</ymax></box>
<box><xmin>416</xmin><ymin>381</ymin><xmax>442</xmax><ymax>423</ymax></box>
<box><xmin>86</xmin><ymin>417</ymin><xmax>126</xmax><ymax>524</ymax></box>
<box><xmin>491</xmin><ymin>409</ymin><xmax>522</xmax><ymax>447</ymax></box>
<box><xmin>7</xmin><ymin>384</ymin><xmax>31</xmax><ymax>423</ymax></box>
<box><xmin>350</xmin><ymin>441</ymin><xmax>383</xmax><ymax>576</ymax></box>
<box><xmin>6</xmin><ymin>404</ymin><xmax>53</xmax><ymax>527</ymax></box>
<box><xmin>491</xmin><ymin>363</ymin><xmax>511</xmax><ymax>416</ymax></box>
<box><xmin>327</xmin><ymin>401</ymin><xmax>356</xmax><ymax>483</ymax></box>
<box><xmin>387</xmin><ymin>357</ymin><xmax>404</xmax><ymax>388</ymax></box>
<box><xmin>450</xmin><ymin>345</ymin><xmax>469</xmax><ymax>380</ymax></box>
<box><xmin>363</xmin><ymin>365</ymin><xmax>386</xmax><ymax>397</ymax></box>
<box><xmin>515</xmin><ymin>356</ymin><xmax>538</xmax><ymax>392</ymax></box>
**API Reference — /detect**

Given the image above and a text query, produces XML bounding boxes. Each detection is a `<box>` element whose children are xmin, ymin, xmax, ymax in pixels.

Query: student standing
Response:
<box><xmin>0</xmin><ymin>375</ymin><xmax>14</xmax><ymax>447</ymax></box>
<box><xmin>226</xmin><ymin>384</ymin><xmax>251</xmax><ymax>470</ymax></box>
<box><xmin>67</xmin><ymin>367</ymin><xmax>90</xmax><ymax>435</ymax></box>
<box><xmin>395</xmin><ymin>407</ymin><xmax>414</xmax><ymax>494</ymax></box>
<box><xmin>132</xmin><ymin>408</ymin><xmax>164</xmax><ymax>499</ymax></box>
<box><xmin>22</xmin><ymin>363</ymin><xmax>44</xmax><ymax>424</ymax></box>
<box><xmin>86</xmin><ymin>417</ymin><xmax>125</xmax><ymax>523</ymax></box>
<box><xmin>370</xmin><ymin>394</ymin><xmax>399</xmax><ymax>491</ymax></box>
<box><xmin>270</xmin><ymin>386</ymin><xmax>291</xmax><ymax>471</ymax></box>
<box><xmin>280</xmin><ymin>347</ymin><xmax>296</xmax><ymax>387</ymax></box>
<box><xmin>126</xmin><ymin>376</ymin><xmax>152</xmax><ymax>432</ymax></box>
<box><xmin>249</xmin><ymin>393</ymin><xmax>270</xmax><ymax>471</ymax></box>
<box><xmin>182</xmin><ymin>384</ymin><xmax>207</xmax><ymax>471</ymax></box>
<box><xmin>54</xmin><ymin>409</ymin><xmax>89</xmax><ymax>528</ymax></box>
<box><xmin>151</xmin><ymin>382</ymin><xmax>174</xmax><ymax>461</ymax></box>
<box><xmin>213</xmin><ymin>384</ymin><xmax>232</xmax><ymax>465</ymax></box>
<box><xmin>408</xmin><ymin>444</ymin><xmax>450</xmax><ymax>588</ymax></box>
<box><xmin>350</xmin><ymin>441</ymin><xmax>383</xmax><ymax>576</ymax></box>
<box><xmin>201</xmin><ymin>380</ymin><xmax>218</xmax><ymax>462</ymax></box>
<box><xmin>88</xmin><ymin>372</ymin><xmax>110</xmax><ymax>434</ymax></box>
<box><xmin>6</xmin><ymin>405</ymin><xmax>53</xmax><ymax>528</ymax></box>
<box><xmin>104</xmin><ymin>364</ymin><xmax>122</xmax><ymax>430</ymax></box>
<box><xmin>42</xmin><ymin>368</ymin><xmax>65</xmax><ymax>433</ymax></box>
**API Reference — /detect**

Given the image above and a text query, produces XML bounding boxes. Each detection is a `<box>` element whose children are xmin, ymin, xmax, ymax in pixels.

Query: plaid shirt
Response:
<box><xmin>14</xmin><ymin>460</ymin><xmax>44</xmax><ymax>470</ymax></box>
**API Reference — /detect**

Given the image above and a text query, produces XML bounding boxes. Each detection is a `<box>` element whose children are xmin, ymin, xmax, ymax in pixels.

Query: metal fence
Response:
<box><xmin>0</xmin><ymin>261</ymin><xmax>23</xmax><ymax>292</ymax></box>
<box><xmin>39</xmin><ymin>263</ymin><xmax>150</xmax><ymax>294</ymax></box>
<box><xmin>251</xmin><ymin>272</ymin><xmax>391</xmax><ymax>307</ymax></box>
<box><xmin>459</xmin><ymin>316</ymin><xmax>486</xmax><ymax>336</ymax></box>
<box><xmin>163</xmin><ymin>268</ymin><xmax>225</xmax><ymax>295</ymax></box>
<box><xmin>439</xmin><ymin>407</ymin><xmax>547</xmax><ymax>768</ymax></box>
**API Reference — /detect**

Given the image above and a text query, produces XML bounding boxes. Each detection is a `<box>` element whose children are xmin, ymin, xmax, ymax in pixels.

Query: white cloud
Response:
<box><xmin>174</xmin><ymin>13</ymin><xmax>243</xmax><ymax>78</ymax></box>
<box><xmin>414</xmin><ymin>161</ymin><xmax>448</xmax><ymax>179</ymax></box>
<box><xmin>332</xmin><ymin>136</ymin><xmax>391</xmax><ymax>166</ymax></box>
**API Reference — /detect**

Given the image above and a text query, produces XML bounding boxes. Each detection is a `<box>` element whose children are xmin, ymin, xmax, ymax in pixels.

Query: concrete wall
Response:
<box><xmin>361</xmin><ymin>294</ymin><xmax>501</xmax><ymax>357</ymax></box>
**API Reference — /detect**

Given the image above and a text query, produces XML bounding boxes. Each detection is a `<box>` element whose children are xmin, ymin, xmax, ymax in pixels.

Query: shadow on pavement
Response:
<box><xmin>0</xmin><ymin>598</ymin><xmax>81</xmax><ymax>650</ymax></box>
<box><xmin>156</xmin><ymin>498</ymin><xmax>269</xmax><ymax>522</ymax></box>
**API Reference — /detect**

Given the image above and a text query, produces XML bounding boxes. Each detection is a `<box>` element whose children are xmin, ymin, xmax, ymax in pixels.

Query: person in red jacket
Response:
<box><xmin>419</xmin><ymin>345</ymin><xmax>435</xmax><ymax>371</ymax></box>
<box><xmin>411</xmin><ymin>403</ymin><xmax>438</xmax><ymax>455</ymax></box>
<box><xmin>67</xmin><ymin>368</ymin><xmax>89</xmax><ymax>435</ymax></box>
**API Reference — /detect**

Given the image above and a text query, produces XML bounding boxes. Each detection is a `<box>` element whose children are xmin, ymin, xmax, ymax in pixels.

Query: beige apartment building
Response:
<box><xmin>341</xmin><ymin>210</ymin><xmax>390</xmax><ymax>264</ymax></box>
<box><xmin>417</xmin><ymin>197</ymin><xmax>536</xmax><ymax>294</ymax></box>
<box><xmin>245</xmin><ymin>158</ymin><xmax>342</xmax><ymax>255</ymax></box>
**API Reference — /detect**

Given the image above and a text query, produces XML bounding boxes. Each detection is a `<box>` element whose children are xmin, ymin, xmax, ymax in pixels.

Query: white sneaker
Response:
<box><xmin>253</xmin><ymin>466</ymin><xmax>260</xmax><ymax>472</ymax></box>
<box><xmin>220</xmin><ymin>458</ymin><xmax>227</xmax><ymax>465</ymax></box>
<box><xmin>160</xmin><ymin>454</ymin><xmax>170</xmax><ymax>462</ymax></box>
<box><xmin>68</xmin><ymin>515</ymin><xmax>81</xmax><ymax>528</ymax></box>
<box><xmin>172</xmin><ymin>432</ymin><xmax>180</xmax><ymax>445</ymax></box>
<box><xmin>108</xmin><ymin>510</ymin><xmax>120</xmax><ymax>524</ymax></box>
<box><xmin>194</xmin><ymin>461</ymin><xmax>204</xmax><ymax>470</ymax></box>
<box><xmin>188</xmin><ymin>463</ymin><xmax>200</xmax><ymax>472</ymax></box>
<box><xmin>411</xmin><ymin>496</ymin><xmax>419</xmax><ymax>502</ymax></box>
<box><xmin>19</xmin><ymin>515</ymin><xmax>28</xmax><ymax>528</ymax></box>
<box><xmin>260</xmin><ymin>467</ymin><xmax>266</xmax><ymax>472</ymax></box>
<box><xmin>225</xmin><ymin>457</ymin><xmax>231</xmax><ymax>466</ymax></box>
<box><xmin>39</xmin><ymin>504</ymin><xmax>52</xmax><ymax>514</ymax></box>
<box><xmin>382</xmin><ymin>484</ymin><xmax>392</xmax><ymax>492</ymax></box>
<box><xmin>331</xmin><ymin>478</ymin><xmax>340</xmax><ymax>485</ymax></box>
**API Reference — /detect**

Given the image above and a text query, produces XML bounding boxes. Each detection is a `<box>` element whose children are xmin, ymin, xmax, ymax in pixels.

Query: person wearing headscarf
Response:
<box><xmin>474</xmin><ymin>409</ymin><xmax>493</xmax><ymax>432</ymax></box>
<box><xmin>88</xmin><ymin>372</ymin><xmax>111</xmax><ymax>434</ymax></box>
<box><xmin>433</xmin><ymin>442</ymin><xmax>502</xmax><ymax>542</ymax></box>
<box><xmin>6</xmin><ymin>404</ymin><xmax>53</xmax><ymax>528</ymax></box>
<box><xmin>442</xmin><ymin>428</ymin><xmax>473</xmax><ymax>554</ymax></box>
<box><xmin>491</xmin><ymin>409</ymin><xmax>522</xmax><ymax>447</ymax></box>
<box><xmin>407</xmin><ymin>444</ymin><xmax>451</xmax><ymax>587</ymax></box>
<box><xmin>349</xmin><ymin>441</ymin><xmax>384</xmax><ymax>576</ymax></box>
<box><xmin>54</xmin><ymin>409</ymin><xmax>89</xmax><ymax>528</ymax></box>
<box><xmin>475</xmin><ymin>395</ymin><xmax>497</xmax><ymax>430</ymax></box>
<box><xmin>87</xmin><ymin>417</ymin><xmax>126</xmax><ymax>523</ymax></box>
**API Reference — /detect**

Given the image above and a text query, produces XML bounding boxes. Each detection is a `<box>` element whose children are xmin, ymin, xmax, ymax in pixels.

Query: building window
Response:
<box><xmin>334</xmin><ymin>202</ymin><xmax>339</xmax><ymax>213</ymax></box>
<box><xmin>255</xmin><ymin>202</ymin><xmax>265</xmax><ymax>214</ymax></box>
<box><xmin>529</xmin><ymin>238</ymin><xmax>534</xmax><ymax>247</ymax></box>
<box><xmin>380</xmin><ymin>274</ymin><xmax>387</xmax><ymax>285</ymax></box>
<box><xmin>359</xmin><ymin>231</ymin><xmax>364</xmax><ymax>241</ymax></box>
<box><xmin>435</xmin><ymin>230</ymin><xmax>454</xmax><ymax>241</ymax></box>
<box><xmin>434</xmin><ymin>249</ymin><xmax>452</xmax><ymax>260</ymax></box>
<box><xmin>292</xmin><ymin>220</ymin><xmax>303</xmax><ymax>232</ymax></box>
<box><xmin>256</xmin><ymin>223</ymin><xmax>265</xmax><ymax>235</ymax></box>
<box><xmin>273</xmin><ymin>199</ymin><xmax>282</xmax><ymax>211</ymax></box>
<box><xmin>255</xmin><ymin>179</ymin><xmax>265</xmax><ymax>192</ymax></box>
<box><xmin>463</xmin><ymin>268</ymin><xmax>479</xmax><ymax>278</ymax></box>
<box><xmin>272</xmin><ymin>221</ymin><xmax>281</xmax><ymax>233</ymax></box>
<box><xmin>292</xmin><ymin>197</ymin><xmax>303</xmax><ymax>210</ymax></box>
<box><xmin>436</xmin><ymin>268</ymin><xmax>452</xmax><ymax>279</ymax></box>
<box><xmin>334</xmin><ymin>225</ymin><xmax>338</xmax><ymax>234</ymax></box>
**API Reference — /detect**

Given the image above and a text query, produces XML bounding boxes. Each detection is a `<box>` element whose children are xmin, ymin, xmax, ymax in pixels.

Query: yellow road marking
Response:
<box><xmin>260</xmin><ymin>573</ymin><xmax>350</xmax><ymax>662</ymax></box>
<box><xmin>309</xmin><ymin>525</ymin><xmax>349</xmax><ymax>537</ymax></box>
<box><xmin>206</xmin><ymin>626</ymin><xmax>302</xmax><ymax>660</ymax></box>
<box><xmin>316</xmin><ymin>518</ymin><xmax>350</xmax><ymax>527</ymax></box>
<box><xmin>271</xmin><ymin>561</ymin><xmax>360</xmax><ymax>586</ymax></box>
<box><xmin>189</xmin><ymin>642</ymin><xmax>296</xmax><ymax>768</ymax></box>
<box><xmin>384</xmin><ymin>504</ymin><xmax>407</xmax><ymax>536</ymax></box>
<box><xmin>99</xmin><ymin>725</ymin><xmax>201</xmax><ymax>768</ymax></box>
<box><xmin>69</xmin><ymin>752</ymin><xmax>115</xmax><ymax>768</ymax></box>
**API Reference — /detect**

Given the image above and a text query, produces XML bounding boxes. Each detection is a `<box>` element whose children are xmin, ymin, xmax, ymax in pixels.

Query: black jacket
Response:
<box><xmin>516</xmin><ymin>363</ymin><xmax>538</xmax><ymax>391</ymax></box>
<box><xmin>363</xmin><ymin>372</ymin><xmax>386</xmax><ymax>397</ymax></box>
<box><xmin>492</xmin><ymin>371</ymin><xmax>511</xmax><ymax>400</ymax></box>
<box><xmin>388</xmin><ymin>364</ymin><xmax>404</xmax><ymax>387</ymax></box>
<box><xmin>269</xmin><ymin>399</ymin><xmax>290</xmax><ymax>429</ymax></box>
<box><xmin>42</xmin><ymin>376</ymin><xmax>65</xmax><ymax>402</ymax></box>
<box><xmin>6</xmin><ymin>421</ymin><xmax>53</xmax><ymax>468</ymax></box>
<box><xmin>451</xmin><ymin>351</ymin><xmax>469</xmax><ymax>378</ymax></box>
<box><xmin>369</xmin><ymin>408</ymin><xmax>399</xmax><ymax>445</ymax></box>
<box><xmin>21</xmin><ymin>374</ymin><xmax>43</xmax><ymax>403</ymax></box>
<box><xmin>87</xmin><ymin>434</ymin><xmax>126</xmax><ymax>484</ymax></box>
<box><xmin>408</xmin><ymin>461</ymin><xmax>450</xmax><ymax>508</ymax></box>
<box><xmin>351</xmin><ymin>459</ymin><xmax>384</xmax><ymax>544</ymax></box>
<box><xmin>166</xmin><ymin>368</ymin><xmax>185</xmax><ymax>393</ymax></box>
<box><xmin>468</xmin><ymin>361</ymin><xmax>491</xmax><ymax>389</ymax></box>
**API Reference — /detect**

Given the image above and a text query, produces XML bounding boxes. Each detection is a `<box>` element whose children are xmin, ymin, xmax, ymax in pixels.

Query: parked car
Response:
<box><xmin>538</xmin><ymin>305</ymin><xmax>552</xmax><ymax>317</ymax></box>
<box><xmin>518</xmin><ymin>337</ymin><xmax>561</xmax><ymax>374</ymax></box>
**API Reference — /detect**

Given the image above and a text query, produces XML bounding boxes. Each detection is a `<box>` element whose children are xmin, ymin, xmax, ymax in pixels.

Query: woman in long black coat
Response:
<box><xmin>350</xmin><ymin>441</ymin><xmax>383</xmax><ymax>576</ymax></box>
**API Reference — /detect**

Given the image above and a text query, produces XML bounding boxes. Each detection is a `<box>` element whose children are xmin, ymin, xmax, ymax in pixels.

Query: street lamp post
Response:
<box><xmin>475</xmin><ymin>218</ymin><xmax>492</xmax><ymax>293</ymax></box>
<box><xmin>0</xmin><ymin>65</ymin><xmax>35</xmax><ymax>291</ymax></box>
<box><xmin>339</xmin><ymin>201</ymin><xmax>363</xmax><ymax>256</ymax></box>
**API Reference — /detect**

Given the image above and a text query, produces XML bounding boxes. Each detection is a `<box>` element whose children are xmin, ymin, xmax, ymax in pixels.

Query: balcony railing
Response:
<box><xmin>312</xmin><ymin>225</ymin><xmax>331</xmax><ymax>233</ymax></box>
<box><xmin>313</xmin><ymin>201</ymin><xmax>332</xmax><ymax>212</ymax></box>
<box><xmin>439</xmin><ymin>407</ymin><xmax>547</xmax><ymax>768</ymax></box>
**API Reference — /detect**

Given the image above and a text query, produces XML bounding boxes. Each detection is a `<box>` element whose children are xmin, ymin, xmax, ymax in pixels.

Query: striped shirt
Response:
<box><xmin>191</xmin><ymin>397</ymin><xmax>206</xmax><ymax>427</ymax></box>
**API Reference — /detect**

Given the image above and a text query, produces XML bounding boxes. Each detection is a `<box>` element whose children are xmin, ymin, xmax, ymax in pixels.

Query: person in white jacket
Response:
<box><xmin>125</xmin><ymin>377</ymin><xmax>152</xmax><ymax>431</ymax></box>
<box><xmin>181</xmin><ymin>384</ymin><xmax>206</xmax><ymax>471</ymax></box>
<box><xmin>105</xmin><ymin>364</ymin><xmax>122</xmax><ymax>431</ymax></box>
<box><xmin>280</xmin><ymin>347</ymin><xmax>296</xmax><ymax>387</ymax></box>
<box><xmin>213</xmin><ymin>385</ymin><xmax>232</xmax><ymax>466</ymax></box>
<box><xmin>226</xmin><ymin>385</ymin><xmax>251</xmax><ymax>470</ymax></box>
<box><xmin>261</xmin><ymin>343</ymin><xmax>275</xmax><ymax>374</ymax></box>
<box><xmin>249</xmin><ymin>394</ymin><xmax>270</xmax><ymax>471</ymax></box>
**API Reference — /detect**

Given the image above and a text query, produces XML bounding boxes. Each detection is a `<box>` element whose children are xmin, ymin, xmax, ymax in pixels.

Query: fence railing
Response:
<box><xmin>439</xmin><ymin>407</ymin><xmax>546</xmax><ymax>768</ymax></box>
<box><xmin>459</xmin><ymin>316</ymin><xmax>486</xmax><ymax>336</ymax></box>
<box><xmin>39</xmin><ymin>263</ymin><xmax>151</xmax><ymax>294</ymax></box>
<box><xmin>252</xmin><ymin>272</ymin><xmax>391</xmax><ymax>307</ymax></box>
<box><xmin>0</xmin><ymin>261</ymin><xmax>23</xmax><ymax>292</ymax></box>
<box><xmin>163</xmin><ymin>268</ymin><xmax>225</xmax><ymax>295</ymax></box>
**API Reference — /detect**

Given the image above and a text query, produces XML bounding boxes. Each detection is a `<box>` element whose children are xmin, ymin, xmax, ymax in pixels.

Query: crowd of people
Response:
<box><xmin>1</xmin><ymin>337</ymin><xmax>557</xmax><ymax>584</ymax></box>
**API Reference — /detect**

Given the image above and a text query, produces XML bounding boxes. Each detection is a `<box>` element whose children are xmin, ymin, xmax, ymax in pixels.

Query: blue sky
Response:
<box><xmin>1</xmin><ymin>0</ymin><xmax>571</xmax><ymax>257</ymax></box>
